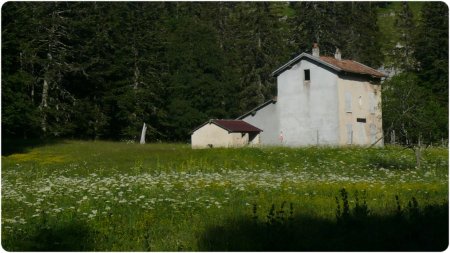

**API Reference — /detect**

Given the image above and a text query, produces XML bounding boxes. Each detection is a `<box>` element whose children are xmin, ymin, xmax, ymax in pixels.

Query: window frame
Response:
<box><xmin>345</xmin><ymin>92</ymin><xmax>352</xmax><ymax>113</ymax></box>
<box><xmin>304</xmin><ymin>69</ymin><xmax>311</xmax><ymax>82</ymax></box>
<box><xmin>346</xmin><ymin>124</ymin><xmax>353</xmax><ymax>144</ymax></box>
<box><xmin>356</xmin><ymin>118</ymin><xmax>366</xmax><ymax>123</ymax></box>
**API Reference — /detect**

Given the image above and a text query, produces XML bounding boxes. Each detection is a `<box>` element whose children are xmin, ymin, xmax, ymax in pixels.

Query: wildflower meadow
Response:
<box><xmin>1</xmin><ymin>141</ymin><xmax>448</xmax><ymax>250</ymax></box>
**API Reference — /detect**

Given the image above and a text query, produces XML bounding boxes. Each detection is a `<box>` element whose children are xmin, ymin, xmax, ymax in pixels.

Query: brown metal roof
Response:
<box><xmin>319</xmin><ymin>56</ymin><xmax>386</xmax><ymax>78</ymax></box>
<box><xmin>272</xmin><ymin>52</ymin><xmax>386</xmax><ymax>78</ymax></box>
<box><xmin>212</xmin><ymin>120</ymin><xmax>262</xmax><ymax>133</ymax></box>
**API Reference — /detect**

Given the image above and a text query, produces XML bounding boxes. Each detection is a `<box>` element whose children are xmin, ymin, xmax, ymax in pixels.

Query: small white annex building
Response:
<box><xmin>191</xmin><ymin>119</ymin><xmax>262</xmax><ymax>149</ymax></box>
<box><xmin>238</xmin><ymin>44</ymin><xmax>386</xmax><ymax>147</ymax></box>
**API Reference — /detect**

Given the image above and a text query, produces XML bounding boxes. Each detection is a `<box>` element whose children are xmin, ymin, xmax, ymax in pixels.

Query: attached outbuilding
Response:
<box><xmin>191</xmin><ymin>119</ymin><xmax>262</xmax><ymax>149</ymax></box>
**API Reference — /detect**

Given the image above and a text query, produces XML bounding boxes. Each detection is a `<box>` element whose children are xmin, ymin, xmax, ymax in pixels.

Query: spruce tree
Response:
<box><xmin>392</xmin><ymin>2</ymin><xmax>417</xmax><ymax>72</ymax></box>
<box><xmin>414</xmin><ymin>2</ymin><xmax>448</xmax><ymax>103</ymax></box>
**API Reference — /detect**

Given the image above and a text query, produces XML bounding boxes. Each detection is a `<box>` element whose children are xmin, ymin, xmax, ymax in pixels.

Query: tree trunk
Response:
<box><xmin>133</xmin><ymin>46</ymin><xmax>140</xmax><ymax>90</ymax></box>
<box><xmin>31</xmin><ymin>81</ymin><xmax>35</xmax><ymax>104</ymax></box>
<box><xmin>40</xmin><ymin>79</ymin><xmax>49</xmax><ymax>133</ymax></box>
<box><xmin>256</xmin><ymin>72</ymin><xmax>264</xmax><ymax>104</ymax></box>
<box><xmin>414</xmin><ymin>147</ymin><xmax>422</xmax><ymax>168</ymax></box>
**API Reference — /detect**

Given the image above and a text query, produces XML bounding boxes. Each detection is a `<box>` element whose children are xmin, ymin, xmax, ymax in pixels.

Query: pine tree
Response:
<box><xmin>229</xmin><ymin>2</ymin><xmax>290</xmax><ymax>113</ymax></box>
<box><xmin>382</xmin><ymin>73</ymin><xmax>446</xmax><ymax>144</ymax></box>
<box><xmin>289</xmin><ymin>2</ymin><xmax>382</xmax><ymax>67</ymax></box>
<box><xmin>2</xmin><ymin>3</ymin><xmax>41</xmax><ymax>138</ymax></box>
<box><xmin>414</xmin><ymin>2</ymin><xmax>448</xmax><ymax>103</ymax></box>
<box><xmin>2</xmin><ymin>2</ymin><xmax>77</xmax><ymax>137</ymax></box>
<box><xmin>163</xmin><ymin>3</ymin><xmax>233</xmax><ymax>140</ymax></box>
<box><xmin>112</xmin><ymin>2</ymin><xmax>168</xmax><ymax>140</ymax></box>
<box><xmin>392</xmin><ymin>2</ymin><xmax>417</xmax><ymax>72</ymax></box>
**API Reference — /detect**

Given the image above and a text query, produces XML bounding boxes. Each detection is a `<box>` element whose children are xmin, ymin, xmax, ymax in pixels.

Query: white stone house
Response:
<box><xmin>191</xmin><ymin>119</ymin><xmax>262</xmax><ymax>149</ymax></box>
<box><xmin>238</xmin><ymin>45</ymin><xmax>386</xmax><ymax>147</ymax></box>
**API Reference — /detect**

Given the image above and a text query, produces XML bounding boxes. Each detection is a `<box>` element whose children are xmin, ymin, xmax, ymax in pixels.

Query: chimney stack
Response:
<box><xmin>312</xmin><ymin>43</ymin><xmax>320</xmax><ymax>57</ymax></box>
<box><xmin>334</xmin><ymin>48</ymin><xmax>341</xmax><ymax>60</ymax></box>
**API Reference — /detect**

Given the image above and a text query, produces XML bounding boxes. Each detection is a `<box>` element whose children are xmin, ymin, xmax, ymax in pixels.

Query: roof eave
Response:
<box><xmin>350</xmin><ymin>60</ymin><xmax>387</xmax><ymax>78</ymax></box>
<box><xmin>212</xmin><ymin>120</ymin><xmax>263</xmax><ymax>133</ymax></box>
<box><xmin>271</xmin><ymin>53</ymin><xmax>341</xmax><ymax>77</ymax></box>
<box><xmin>190</xmin><ymin>120</ymin><xmax>211</xmax><ymax>134</ymax></box>
<box><xmin>340</xmin><ymin>71</ymin><xmax>386</xmax><ymax>79</ymax></box>
<box><xmin>236</xmin><ymin>99</ymin><xmax>277</xmax><ymax>120</ymax></box>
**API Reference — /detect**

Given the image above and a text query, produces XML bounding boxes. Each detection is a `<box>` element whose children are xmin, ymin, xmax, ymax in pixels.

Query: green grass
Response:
<box><xmin>1</xmin><ymin>140</ymin><xmax>448</xmax><ymax>250</ymax></box>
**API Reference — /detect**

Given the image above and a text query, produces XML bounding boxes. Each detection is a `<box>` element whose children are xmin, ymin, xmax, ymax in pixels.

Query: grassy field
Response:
<box><xmin>1</xmin><ymin>140</ymin><xmax>448</xmax><ymax>250</ymax></box>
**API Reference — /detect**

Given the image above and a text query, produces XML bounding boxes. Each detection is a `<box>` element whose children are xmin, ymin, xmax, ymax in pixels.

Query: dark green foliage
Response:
<box><xmin>163</xmin><ymin>12</ymin><xmax>234</xmax><ymax>140</ymax></box>
<box><xmin>289</xmin><ymin>2</ymin><xmax>383</xmax><ymax>67</ymax></box>
<box><xmin>373</xmin><ymin>2</ymin><xmax>447</xmax><ymax>146</ymax></box>
<box><xmin>229</xmin><ymin>2</ymin><xmax>290</xmax><ymax>111</ymax></box>
<box><xmin>379</xmin><ymin>2</ymin><xmax>449</xmax><ymax>146</ymax></box>
<box><xmin>392</xmin><ymin>2</ymin><xmax>417</xmax><ymax>71</ymax></box>
<box><xmin>382</xmin><ymin>72</ymin><xmax>448</xmax><ymax>144</ymax></box>
<box><xmin>395</xmin><ymin>195</ymin><xmax>403</xmax><ymax>217</ymax></box>
<box><xmin>3</xmin><ymin>214</ymin><xmax>93</xmax><ymax>251</ymax></box>
<box><xmin>353</xmin><ymin>190</ymin><xmax>369</xmax><ymax>218</ymax></box>
<box><xmin>337</xmin><ymin>188</ymin><xmax>350</xmax><ymax>220</ymax></box>
<box><xmin>1</xmin><ymin>2</ymin><xmax>447</xmax><ymax>142</ymax></box>
<box><xmin>200</xmin><ymin>195</ymin><xmax>448</xmax><ymax>251</ymax></box>
<box><xmin>2</xmin><ymin>72</ymin><xmax>40</xmax><ymax>138</ymax></box>
<box><xmin>410</xmin><ymin>2</ymin><xmax>449</xmax><ymax>143</ymax></box>
<box><xmin>414</xmin><ymin>2</ymin><xmax>449</xmax><ymax>103</ymax></box>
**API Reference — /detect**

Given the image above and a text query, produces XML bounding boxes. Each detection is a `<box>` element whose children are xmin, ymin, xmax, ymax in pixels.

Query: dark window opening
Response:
<box><xmin>304</xmin><ymin>69</ymin><xmax>310</xmax><ymax>81</ymax></box>
<box><xmin>357</xmin><ymin>118</ymin><xmax>366</xmax><ymax>123</ymax></box>
<box><xmin>249</xmin><ymin>132</ymin><xmax>258</xmax><ymax>143</ymax></box>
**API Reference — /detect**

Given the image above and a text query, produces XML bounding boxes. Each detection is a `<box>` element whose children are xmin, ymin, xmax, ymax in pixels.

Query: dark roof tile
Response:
<box><xmin>213</xmin><ymin>120</ymin><xmax>262</xmax><ymax>132</ymax></box>
<box><xmin>271</xmin><ymin>53</ymin><xmax>386</xmax><ymax>78</ymax></box>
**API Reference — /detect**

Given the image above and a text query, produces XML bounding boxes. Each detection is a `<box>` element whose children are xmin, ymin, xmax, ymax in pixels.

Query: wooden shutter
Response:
<box><xmin>346</xmin><ymin>124</ymin><xmax>353</xmax><ymax>144</ymax></box>
<box><xmin>345</xmin><ymin>92</ymin><xmax>352</xmax><ymax>112</ymax></box>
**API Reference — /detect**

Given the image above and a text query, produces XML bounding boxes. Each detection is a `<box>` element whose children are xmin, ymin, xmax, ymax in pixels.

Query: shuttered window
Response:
<box><xmin>346</xmin><ymin>124</ymin><xmax>353</xmax><ymax>144</ymax></box>
<box><xmin>369</xmin><ymin>92</ymin><xmax>376</xmax><ymax>114</ymax></box>
<box><xmin>370</xmin><ymin>124</ymin><xmax>377</xmax><ymax>144</ymax></box>
<box><xmin>345</xmin><ymin>92</ymin><xmax>352</xmax><ymax>112</ymax></box>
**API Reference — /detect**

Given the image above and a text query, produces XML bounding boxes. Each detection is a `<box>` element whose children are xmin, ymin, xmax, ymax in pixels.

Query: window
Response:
<box><xmin>356</xmin><ymin>118</ymin><xmax>366</xmax><ymax>123</ymax></box>
<box><xmin>304</xmin><ymin>69</ymin><xmax>310</xmax><ymax>81</ymax></box>
<box><xmin>345</xmin><ymin>92</ymin><xmax>352</xmax><ymax>112</ymax></box>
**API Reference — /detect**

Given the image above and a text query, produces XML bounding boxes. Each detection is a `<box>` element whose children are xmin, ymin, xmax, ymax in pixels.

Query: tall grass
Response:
<box><xmin>2</xmin><ymin>141</ymin><xmax>448</xmax><ymax>250</ymax></box>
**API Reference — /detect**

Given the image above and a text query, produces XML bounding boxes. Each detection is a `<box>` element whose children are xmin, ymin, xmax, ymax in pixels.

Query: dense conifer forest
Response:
<box><xmin>2</xmin><ymin>2</ymin><xmax>448</xmax><ymax>144</ymax></box>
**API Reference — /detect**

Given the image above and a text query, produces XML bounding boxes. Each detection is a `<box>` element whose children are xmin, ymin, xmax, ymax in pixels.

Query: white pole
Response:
<box><xmin>140</xmin><ymin>123</ymin><xmax>147</xmax><ymax>144</ymax></box>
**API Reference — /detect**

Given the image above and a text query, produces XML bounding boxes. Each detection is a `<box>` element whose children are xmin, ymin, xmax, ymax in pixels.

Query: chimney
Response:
<box><xmin>312</xmin><ymin>43</ymin><xmax>320</xmax><ymax>57</ymax></box>
<box><xmin>334</xmin><ymin>48</ymin><xmax>341</xmax><ymax>60</ymax></box>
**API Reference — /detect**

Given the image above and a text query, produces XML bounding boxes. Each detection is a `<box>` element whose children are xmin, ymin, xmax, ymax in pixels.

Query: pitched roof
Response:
<box><xmin>191</xmin><ymin>119</ymin><xmax>262</xmax><ymax>134</ymax></box>
<box><xmin>213</xmin><ymin>120</ymin><xmax>262</xmax><ymax>132</ymax></box>
<box><xmin>319</xmin><ymin>56</ymin><xmax>386</xmax><ymax>78</ymax></box>
<box><xmin>271</xmin><ymin>53</ymin><xmax>386</xmax><ymax>78</ymax></box>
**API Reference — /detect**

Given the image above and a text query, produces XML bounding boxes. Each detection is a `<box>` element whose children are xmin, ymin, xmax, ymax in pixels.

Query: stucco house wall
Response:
<box><xmin>277</xmin><ymin>58</ymin><xmax>340</xmax><ymax>146</ymax></box>
<box><xmin>191</xmin><ymin>123</ymin><xmax>261</xmax><ymax>149</ymax></box>
<box><xmin>191</xmin><ymin>123</ymin><xmax>231</xmax><ymax>149</ymax></box>
<box><xmin>337</xmin><ymin>76</ymin><xmax>383</xmax><ymax>146</ymax></box>
<box><xmin>201</xmin><ymin>47</ymin><xmax>385</xmax><ymax>148</ymax></box>
<box><xmin>240</xmin><ymin>102</ymin><xmax>279</xmax><ymax>145</ymax></box>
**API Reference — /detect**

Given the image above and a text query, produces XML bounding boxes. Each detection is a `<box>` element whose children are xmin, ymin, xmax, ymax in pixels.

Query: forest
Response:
<box><xmin>2</xmin><ymin>2</ymin><xmax>448</xmax><ymax>144</ymax></box>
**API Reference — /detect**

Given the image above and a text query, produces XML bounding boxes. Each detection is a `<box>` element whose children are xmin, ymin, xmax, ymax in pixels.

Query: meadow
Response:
<box><xmin>1</xmin><ymin>140</ymin><xmax>448</xmax><ymax>251</ymax></box>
